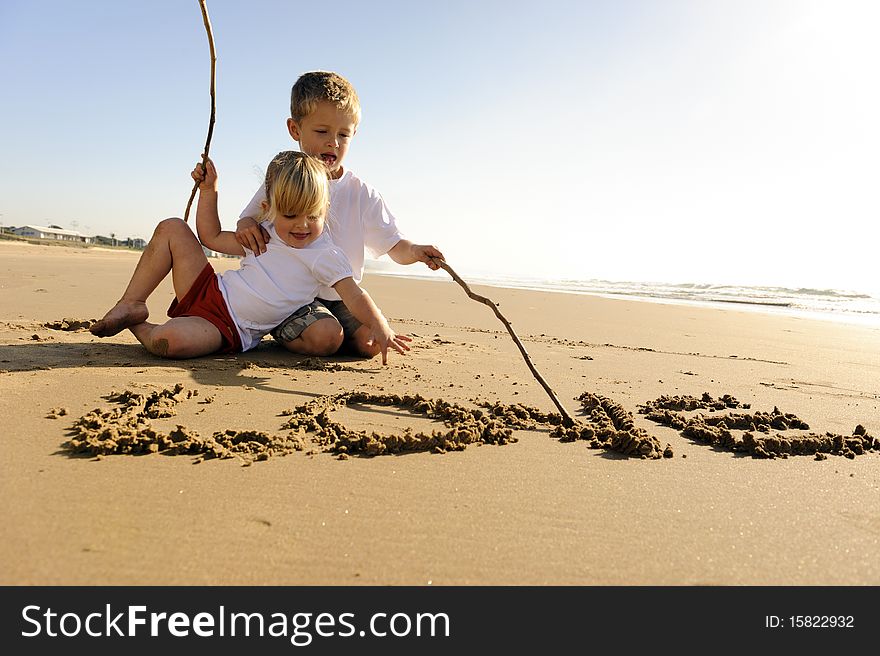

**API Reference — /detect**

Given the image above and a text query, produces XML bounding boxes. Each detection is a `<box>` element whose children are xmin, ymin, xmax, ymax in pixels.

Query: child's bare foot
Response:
<box><xmin>90</xmin><ymin>300</ymin><xmax>149</xmax><ymax>337</ymax></box>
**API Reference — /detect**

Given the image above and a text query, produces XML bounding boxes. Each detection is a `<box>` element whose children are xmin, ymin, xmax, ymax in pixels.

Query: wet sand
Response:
<box><xmin>1</xmin><ymin>239</ymin><xmax>879</xmax><ymax>585</ymax></box>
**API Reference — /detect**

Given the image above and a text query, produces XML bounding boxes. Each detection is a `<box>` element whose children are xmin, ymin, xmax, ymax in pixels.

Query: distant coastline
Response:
<box><xmin>6</xmin><ymin>237</ymin><xmax>876</xmax><ymax>326</ymax></box>
<box><xmin>0</xmin><ymin>231</ymin><xmax>138</xmax><ymax>251</ymax></box>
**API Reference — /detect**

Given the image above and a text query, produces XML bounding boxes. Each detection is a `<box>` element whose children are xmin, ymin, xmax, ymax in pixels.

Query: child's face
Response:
<box><xmin>273</xmin><ymin>210</ymin><xmax>325</xmax><ymax>249</ymax></box>
<box><xmin>287</xmin><ymin>101</ymin><xmax>358</xmax><ymax>179</ymax></box>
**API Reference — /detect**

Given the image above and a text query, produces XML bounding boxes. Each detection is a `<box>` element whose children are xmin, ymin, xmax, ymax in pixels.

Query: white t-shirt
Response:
<box><xmin>217</xmin><ymin>223</ymin><xmax>352</xmax><ymax>351</ymax></box>
<box><xmin>240</xmin><ymin>167</ymin><xmax>403</xmax><ymax>301</ymax></box>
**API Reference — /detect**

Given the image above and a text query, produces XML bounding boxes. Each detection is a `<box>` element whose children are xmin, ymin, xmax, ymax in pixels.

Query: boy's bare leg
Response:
<box><xmin>280</xmin><ymin>317</ymin><xmax>344</xmax><ymax>357</ymax></box>
<box><xmin>91</xmin><ymin>218</ymin><xmax>209</xmax><ymax>336</ymax></box>
<box><xmin>348</xmin><ymin>324</ymin><xmax>381</xmax><ymax>358</ymax></box>
<box><xmin>129</xmin><ymin>316</ymin><xmax>224</xmax><ymax>359</ymax></box>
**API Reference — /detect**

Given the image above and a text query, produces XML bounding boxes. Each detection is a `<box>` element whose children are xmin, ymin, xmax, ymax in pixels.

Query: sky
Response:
<box><xmin>1</xmin><ymin>0</ymin><xmax>878</xmax><ymax>294</ymax></box>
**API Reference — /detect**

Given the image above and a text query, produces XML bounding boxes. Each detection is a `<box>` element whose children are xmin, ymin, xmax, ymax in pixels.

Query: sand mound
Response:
<box><xmin>639</xmin><ymin>392</ymin><xmax>878</xmax><ymax>458</ymax></box>
<box><xmin>281</xmin><ymin>392</ymin><xmax>518</xmax><ymax>456</ymax></box>
<box><xmin>61</xmin><ymin>385</ymin><xmax>677</xmax><ymax>464</ymax></box>
<box><xmin>63</xmin><ymin>384</ymin><xmax>302</xmax><ymax>464</ymax></box>
<box><xmin>544</xmin><ymin>392</ymin><xmax>672</xmax><ymax>459</ymax></box>
<box><xmin>42</xmin><ymin>318</ymin><xmax>96</xmax><ymax>331</ymax></box>
<box><xmin>66</xmin><ymin>385</ymin><xmax>874</xmax><ymax>464</ymax></box>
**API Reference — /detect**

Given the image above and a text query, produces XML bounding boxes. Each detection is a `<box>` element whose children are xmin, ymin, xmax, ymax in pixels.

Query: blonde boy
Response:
<box><xmin>235</xmin><ymin>71</ymin><xmax>444</xmax><ymax>359</ymax></box>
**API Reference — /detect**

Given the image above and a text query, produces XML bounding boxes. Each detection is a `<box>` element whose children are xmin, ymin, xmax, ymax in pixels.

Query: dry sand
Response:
<box><xmin>1</xmin><ymin>239</ymin><xmax>879</xmax><ymax>585</ymax></box>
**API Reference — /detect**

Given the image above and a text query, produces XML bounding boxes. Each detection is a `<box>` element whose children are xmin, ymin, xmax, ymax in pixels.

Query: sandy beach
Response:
<box><xmin>1</xmin><ymin>238</ymin><xmax>879</xmax><ymax>586</ymax></box>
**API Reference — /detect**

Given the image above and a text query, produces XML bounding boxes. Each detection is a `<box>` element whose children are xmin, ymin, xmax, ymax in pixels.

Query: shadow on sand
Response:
<box><xmin>1</xmin><ymin>338</ymin><xmax>381</xmax><ymax>397</ymax></box>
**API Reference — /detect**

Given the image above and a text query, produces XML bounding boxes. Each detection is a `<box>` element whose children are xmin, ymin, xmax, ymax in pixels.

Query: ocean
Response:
<box><xmin>364</xmin><ymin>263</ymin><xmax>880</xmax><ymax>327</ymax></box>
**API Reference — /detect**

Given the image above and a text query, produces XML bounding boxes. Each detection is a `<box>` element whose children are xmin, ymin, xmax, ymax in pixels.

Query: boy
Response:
<box><xmin>234</xmin><ymin>71</ymin><xmax>444</xmax><ymax>359</ymax></box>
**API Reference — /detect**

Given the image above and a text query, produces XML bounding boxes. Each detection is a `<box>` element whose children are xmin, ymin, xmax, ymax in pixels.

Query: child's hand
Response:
<box><xmin>368</xmin><ymin>324</ymin><xmax>412</xmax><ymax>365</ymax></box>
<box><xmin>411</xmin><ymin>244</ymin><xmax>445</xmax><ymax>270</ymax></box>
<box><xmin>191</xmin><ymin>156</ymin><xmax>217</xmax><ymax>192</ymax></box>
<box><xmin>235</xmin><ymin>217</ymin><xmax>271</xmax><ymax>255</ymax></box>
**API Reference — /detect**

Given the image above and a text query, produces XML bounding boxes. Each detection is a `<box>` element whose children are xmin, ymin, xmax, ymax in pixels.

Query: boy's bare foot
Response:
<box><xmin>89</xmin><ymin>300</ymin><xmax>149</xmax><ymax>337</ymax></box>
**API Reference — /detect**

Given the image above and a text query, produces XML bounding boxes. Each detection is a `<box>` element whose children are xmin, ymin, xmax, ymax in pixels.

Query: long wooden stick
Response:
<box><xmin>183</xmin><ymin>0</ymin><xmax>216</xmax><ymax>223</ymax></box>
<box><xmin>430</xmin><ymin>257</ymin><xmax>576</xmax><ymax>427</ymax></box>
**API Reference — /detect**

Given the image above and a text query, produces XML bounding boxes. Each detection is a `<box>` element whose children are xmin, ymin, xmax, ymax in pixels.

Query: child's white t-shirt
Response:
<box><xmin>239</xmin><ymin>168</ymin><xmax>403</xmax><ymax>301</ymax></box>
<box><xmin>217</xmin><ymin>223</ymin><xmax>352</xmax><ymax>351</ymax></box>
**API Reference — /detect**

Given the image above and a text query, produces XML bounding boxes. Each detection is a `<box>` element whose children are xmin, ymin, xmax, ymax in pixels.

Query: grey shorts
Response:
<box><xmin>270</xmin><ymin>299</ymin><xmax>362</xmax><ymax>343</ymax></box>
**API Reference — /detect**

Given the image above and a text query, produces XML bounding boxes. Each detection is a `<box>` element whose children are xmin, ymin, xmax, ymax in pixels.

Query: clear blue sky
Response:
<box><xmin>1</xmin><ymin>0</ymin><xmax>878</xmax><ymax>293</ymax></box>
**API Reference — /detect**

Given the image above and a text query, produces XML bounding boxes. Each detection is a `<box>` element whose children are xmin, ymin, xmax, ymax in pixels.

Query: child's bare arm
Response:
<box><xmin>191</xmin><ymin>158</ymin><xmax>246</xmax><ymax>257</ymax></box>
<box><xmin>387</xmin><ymin>239</ymin><xmax>445</xmax><ymax>271</ymax></box>
<box><xmin>332</xmin><ymin>277</ymin><xmax>411</xmax><ymax>365</ymax></box>
<box><xmin>235</xmin><ymin>187</ymin><xmax>271</xmax><ymax>255</ymax></box>
<box><xmin>233</xmin><ymin>216</ymin><xmax>269</xmax><ymax>255</ymax></box>
<box><xmin>236</xmin><ymin>217</ymin><xmax>271</xmax><ymax>256</ymax></box>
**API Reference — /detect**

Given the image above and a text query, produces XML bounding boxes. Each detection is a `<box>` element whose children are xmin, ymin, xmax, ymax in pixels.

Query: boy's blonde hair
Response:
<box><xmin>263</xmin><ymin>151</ymin><xmax>330</xmax><ymax>221</ymax></box>
<box><xmin>290</xmin><ymin>71</ymin><xmax>361</xmax><ymax>125</ymax></box>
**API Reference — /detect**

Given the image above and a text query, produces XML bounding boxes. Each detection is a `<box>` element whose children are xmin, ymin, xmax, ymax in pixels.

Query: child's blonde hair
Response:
<box><xmin>263</xmin><ymin>151</ymin><xmax>330</xmax><ymax>221</ymax></box>
<box><xmin>291</xmin><ymin>71</ymin><xmax>361</xmax><ymax>125</ymax></box>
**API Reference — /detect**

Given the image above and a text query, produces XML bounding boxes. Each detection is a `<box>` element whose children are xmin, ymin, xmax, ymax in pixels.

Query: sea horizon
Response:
<box><xmin>365</xmin><ymin>261</ymin><xmax>880</xmax><ymax>328</ymax></box>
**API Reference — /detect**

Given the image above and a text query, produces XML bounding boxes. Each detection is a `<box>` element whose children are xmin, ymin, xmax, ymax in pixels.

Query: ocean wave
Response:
<box><xmin>364</xmin><ymin>263</ymin><xmax>880</xmax><ymax>325</ymax></box>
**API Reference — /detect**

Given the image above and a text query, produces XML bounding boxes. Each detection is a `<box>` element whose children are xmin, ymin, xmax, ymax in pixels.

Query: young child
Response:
<box><xmin>235</xmin><ymin>71</ymin><xmax>444</xmax><ymax>359</ymax></box>
<box><xmin>89</xmin><ymin>151</ymin><xmax>410</xmax><ymax>364</ymax></box>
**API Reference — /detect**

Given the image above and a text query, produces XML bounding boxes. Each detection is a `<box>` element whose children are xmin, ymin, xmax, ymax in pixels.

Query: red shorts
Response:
<box><xmin>168</xmin><ymin>263</ymin><xmax>242</xmax><ymax>353</ymax></box>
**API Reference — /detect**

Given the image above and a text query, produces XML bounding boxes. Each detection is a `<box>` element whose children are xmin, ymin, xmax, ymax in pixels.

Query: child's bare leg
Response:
<box><xmin>280</xmin><ymin>318</ymin><xmax>344</xmax><ymax>357</ymax></box>
<box><xmin>130</xmin><ymin>316</ymin><xmax>224</xmax><ymax>359</ymax></box>
<box><xmin>91</xmin><ymin>218</ymin><xmax>209</xmax><ymax>337</ymax></box>
<box><xmin>348</xmin><ymin>324</ymin><xmax>381</xmax><ymax>358</ymax></box>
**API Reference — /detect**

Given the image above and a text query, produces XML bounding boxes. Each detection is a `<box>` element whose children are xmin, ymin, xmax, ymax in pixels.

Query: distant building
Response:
<box><xmin>125</xmin><ymin>237</ymin><xmax>147</xmax><ymax>250</ymax></box>
<box><xmin>202</xmin><ymin>246</ymin><xmax>239</xmax><ymax>259</ymax></box>
<box><xmin>13</xmin><ymin>225</ymin><xmax>93</xmax><ymax>244</ymax></box>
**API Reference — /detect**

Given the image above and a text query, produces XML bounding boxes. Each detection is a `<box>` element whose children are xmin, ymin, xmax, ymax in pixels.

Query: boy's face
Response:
<box><xmin>272</xmin><ymin>210</ymin><xmax>325</xmax><ymax>249</ymax></box>
<box><xmin>287</xmin><ymin>100</ymin><xmax>358</xmax><ymax>179</ymax></box>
